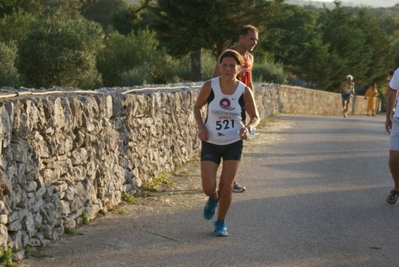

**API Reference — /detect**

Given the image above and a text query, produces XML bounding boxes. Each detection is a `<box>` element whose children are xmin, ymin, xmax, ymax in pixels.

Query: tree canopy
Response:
<box><xmin>0</xmin><ymin>0</ymin><xmax>397</xmax><ymax>91</ymax></box>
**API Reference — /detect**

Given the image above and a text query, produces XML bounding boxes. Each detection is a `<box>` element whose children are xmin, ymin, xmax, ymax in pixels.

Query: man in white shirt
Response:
<box><xmin>385</xmin><ymin>68</ymin><xmax>399</xmax><ymax>204</ymax></box>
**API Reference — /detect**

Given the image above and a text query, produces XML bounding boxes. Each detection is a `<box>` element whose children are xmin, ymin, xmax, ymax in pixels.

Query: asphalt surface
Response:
<box><xmin>22</xmin><ymin>114</ymin><xmax>399</xmax><ymax>267</ymax></box>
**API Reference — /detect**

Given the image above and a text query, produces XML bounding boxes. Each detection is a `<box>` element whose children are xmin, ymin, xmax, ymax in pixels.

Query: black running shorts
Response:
<box><xmin>200</xmin><ymin>140</ymin><xmax>243</xmax><ymax>165</ymax></box>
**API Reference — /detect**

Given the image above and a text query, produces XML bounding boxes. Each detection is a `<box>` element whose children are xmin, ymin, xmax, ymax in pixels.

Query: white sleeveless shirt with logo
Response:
<box><xmin>205</xmin><ymin>77</ymin><xmax>246</xmax><ymax>145</ymax></box>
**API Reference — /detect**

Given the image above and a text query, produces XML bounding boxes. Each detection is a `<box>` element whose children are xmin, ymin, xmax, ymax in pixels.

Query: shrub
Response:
<box><xmin>0</xmin><ymin>41</ymin><xmax>20</xmax><ymax>87</ymax></box>
<box><xmin>252</xmin><ymin>61</ymin><xmax>285</xmax><ymax>84</ymax></box>
<box><xmin>17</xmin><ymin>16</ymin><xmax>103</xmax><ymax>89</ymax></box>
<box><xmin>0</xmin><ymin>9</ymin><xmax>36</xmax><ymax>42</ymax></box>
<box><xmin>97</xmin><ymin>29</ymin><xmax>159</xmax><ymax>86</ymax></box>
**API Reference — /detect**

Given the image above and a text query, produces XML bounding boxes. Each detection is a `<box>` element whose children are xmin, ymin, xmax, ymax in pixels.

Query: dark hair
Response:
<box><xmin>389</xmin><ymin>70</ymin><xmax>394</xmax><ymax>76</ymax></box>
<box><xmin>218</xmin><ymin>49</ymin><xmax>244</xmax><ymax>66</ymax></box>
<box><xmin>239</xmin><ymin>25</ymin><xmax>258</xmax><ymax>37</ymax></box>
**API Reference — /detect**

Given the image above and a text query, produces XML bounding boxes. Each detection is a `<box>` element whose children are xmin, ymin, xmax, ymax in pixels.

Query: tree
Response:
<box><xmin>0</xmin><ymin>0</ymin><xmax>43</xmax><ymax>18</ymax></box>
<box><xmin>0</xmin><ymin>0</ymin><xmax>15</xmax><ymax>8</ymax></box>
<box><xmin>17</xmin><ymin>16</ymin><xmax>103</xmax><ymax>89</ymax></box>
<box><xmin>0</xmin><ymin>41</ymin><xmax>19</xmax><ymax>87</ymax></box>
<box><xmin>111</xmin><ymin>0</ymin><xmax>153</xmax><ymax>35</ymax></box>
<box><xmin>316</xmin><ymin>2</ymin><xmax>396</xmax><ymax>90</ymax></box>
<box><xmin>97</xmin><ymin>29</ymin><xmax>160</xmax><ymax>86</ymax></box>
<box><xmin>262</xmin><ymin>2</ymin><xmax>320</xmax><ymax>66</ymax></box>
<box><xmin>290</xmin><ymin>36</ymin><xmax>345</xmax><ymax>90</ymax></box>
<box><xmin>149</xmin><ymin>0</ymin><xmax>277</xmax><ymax>80</ymax></box>
<box><xmin>0</xmin><ymin>9</ymin><xmax>36</xmax><ymax>42</ymax></box>
<box><xmin>317</xmin><ymin>2</ymin><xmax>369</xmax><ymax>90</ymax></box>
<box><xmin>81</xmin><ymin>0</ymin><xmax>127</xmax><ymax>33</ymax></box>
<box><xmin>354</xmin><ymin>9</ymin><xmax>395</xmax><ymax>86</ymax></box>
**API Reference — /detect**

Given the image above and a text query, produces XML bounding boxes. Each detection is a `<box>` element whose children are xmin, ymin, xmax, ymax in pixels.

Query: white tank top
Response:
<box><xmin>205</xmin><ymin>77</ymin><xmax>246</xmax><ymax>145</ymax></box>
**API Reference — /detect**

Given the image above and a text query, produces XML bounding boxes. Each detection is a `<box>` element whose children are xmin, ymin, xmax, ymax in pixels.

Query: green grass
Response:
<box><xmin>122</xmin><ymin>193</ymin><xmax>139</xmax><ymax>204</ymax></box>
<box><xmin>117</xmin><ymin>208</ymin><xmax>128</xmax><ymax>215</ymax></box>
<box><xmin>64</xmin><ymin>225</ymin><xmax>78</xmax><ymax>235</ymax></box>
<box><xmin>141</xmin><ymin>171</ymin><xmax>172</xmax><ymax>192</ymax></box>
<box><xmin>0</xmin><ymin>248</ymin><xmax>18</xmax><ymax>267</ymax></box>
<box><xmin>81</xmin><ymin>210</ymin><xmax>89</xmax><ymax>225</ymax></box>
<box><xmin>25</xmin><ymin>245</ymin><xmax>54</xmax><ymax>260</ymax></box>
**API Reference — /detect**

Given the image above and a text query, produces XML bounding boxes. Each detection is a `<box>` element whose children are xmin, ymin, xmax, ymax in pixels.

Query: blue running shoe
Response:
<box><xmin>203</xmin><ymin>197</ymin><xmax>219</xmax><ymax>220</ymax></box>
<box><xmin>214</xmin><ymin>220</ymin><xmax>228</xmax><ymax>236</ymax></box>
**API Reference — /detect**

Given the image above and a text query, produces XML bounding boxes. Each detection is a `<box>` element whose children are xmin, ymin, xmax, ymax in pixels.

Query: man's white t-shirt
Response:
<box><xmin>205</xmin><ymin>77</ymin><xmax>246</xmax><ymax>145</ymax></box>
<box><xmin>389</xmin><ymin>68</ymin><xmax>399</xmax><ymax>117</ymax></box>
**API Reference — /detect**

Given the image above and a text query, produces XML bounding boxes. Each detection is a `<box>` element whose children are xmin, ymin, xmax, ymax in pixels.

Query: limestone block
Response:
<box><xmin>125</xmin><ymin>183</ymin><xmax>135</xmax><ymax>193</ymax></box>
<box><xmin>7</xmin><ymin>208</ymin><xmax>25</xmax><ymax>223</ymax></box>
<box><xmin>64</xmin><ymin>217</ymin><xmax>76</xmax><ymax>228</ymax></box>
<box><xmin>46</xmin><ymin>160</ymin><xmax>72</xmax><ymax>177</ymax></box>
<box><xmin>40</xmin><ymin>203</ymin><xmax>57</xmax><ymax>227</ymax></box>
<box><xmin>21</xmin><ymin>232</ymin><xmax>29</xmax><ymax>248</ymax></box>
<box><xmin>52</xmin><ymin>226</ymin><xmax>63</xmax><ymax>240</ymax></box>
<box><xmin>25</xmin><ymin>181</ymin><xmax>37</xmax><ymax>193</ymax></box>
<box><xmin>0</xmin><ymin>214</ymin><xmax>7</xmax><ymax>224</ymax></box>
<box><xmin>0</xmin><ymin>201</ymin><xmax>6</xmax><ymax>214</ymax></box>
<box><xmin>72</xmin><ymin>166</ymin><xmax>86</xmax><ymax>182</ymax></box>
<box><xmin>33</xmin><ymin>212</ymin><xmax>42</xmax><ymax>230</ymax></box>
<box><xmin>97</xmin><ymin>187</ymin><xmax>106</xmax><ymax>199</ymax></box>
<box><xmin>71</xmin><ymin>197</ymin><xmax>85</xmax><ymax>213</ymax></box>
<box><xmin>26</xmin><ymin>192</ymin><xmax>35</xmax><ymax>201</ymax></box>
<box><xmin>33</xmin><ymin>132</ymin><xmax>51</xmax><ymax>158</ymax></box>
<box><xmin>11</xmin><ymin>250</ymin><xmax>24</xmax><ymax>263</ymax></box>
<box><xmin>7</xmin><ymin>219</ymin><xmax>21</xmax><ymax>232</ymax></box>
<box><xmin>64</xmin><ymin>187</ymin><xmax>75</xmax><ymax>201</ymax></box>
<box><xmin>33</xmin><ymin>174</ymin><xmax>44</xmax><ymax>189</ymax></box>
<box><xmin>26</xmin><ymin>100</ymin><xmax>39</xmax><ymax>132</ymax></box>
<box><xmin>53</xmin><ymin>98</ymin><xmax>66</xmax><ymax>130</ymax></box>
<box><xmin>83</xmin><ymin>185</ymin><xmax>97</xmax><ymax>204</ymax></box>
<box><xmin>73</xmin><ymin>131</ymin><xmax>85</xmax><ymax>148</ymax></box>
<box><xmin>86</xmin><ymin>147</ymin><xmax>97</xmax><ymax>162</ymax></box>
<box><xmin>32</xmin><ymin>198</ymin><xmax>43</xmax><ymax>213</ymax></box>
<box><xmin>105</xmin><ymin>95</ymin><xmax>113</xmax><ymax>118</ymax></box>
<box><xmin>3</xmin><ymin>195</ymin><xmax>11</xmax><ymax>211</ymax></box>
<box><xmin>54</xmin><ymin>182</ymin><xmax>68</xmax><ymax>194</ymax></box>
<box><xmin>0</xmin><ymin>224</ymin><xmax>8</xmax><ymax>247</ymax></box>
<box><xmin>59</xmin><ymin>200</ymin><xmax>70</xmax><ymax>215</ymax></box>
<box><xmin>71</xmin><ymin>147</ymin><xmax>88</xmax><ymax>166</ymax></box>
<box><xmin>59</xmin><ymin>191</ymin><xmax>65</xmax><ymax>200</ymax></box>
<box><xmin>0</xmin><ymin>105</ymin><xmax>11</xmax><ymax>146</ymax></box>
<box><xmin>40</xmin><ymin>168</ymin><xmax>60</xmax><ymax>185</ymax></box>
<box><xmin>84</xmin><ymin>162</ymin><xmax>97</xmax><ymax>180</ymax></box>
<box><xmin>31</xmin><ymin>233</ymin><xmax>44</xmax><ymax>246</ymax></box>
<box><xmin>35</xmin><ymin>186</ymin><xmax>46</xmax><ymax>199</ymax></box>
<box><xmin>86</xmin><ymin>202</ymin><xmax>101</xmax><ymax>219</ymax></box>
<box><xmin>39</xmin><ymin>224</ymin><xmax>52</xmax><ymax>240</ymax></box>
<box><xmin>22</xmin><ymin>212</ymin><xmax>35</xmax><ymax>237</ymax></box>
<box><xmin>9</xmin><ymin>231</ymin><xmax>22</xmax><ymax>251</ymax></box>
<box><xmin>75</xmin><ymin>216</ymin><xmax>83</xmax><ymax>226</ymax></box>
<box><xmin>29</xmin><ymin>238</ymin><xmax>41</xmax><ymax>247</ymax></box>
<box><xmin>6</xmin><ymin>164</ymin><xmax>17</xmax><ymax>183</ymax></box>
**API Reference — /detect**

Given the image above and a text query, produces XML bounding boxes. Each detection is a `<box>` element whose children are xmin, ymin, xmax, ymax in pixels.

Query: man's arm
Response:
<box><xmin>386</xmin><ymin>88</ymin><xmax>397</xmax><ymax>134</ymax></box>
<box><xmin>248</xmin><ymin>53</ymin><xmax>254</xmax><ymax>91</ymax></box>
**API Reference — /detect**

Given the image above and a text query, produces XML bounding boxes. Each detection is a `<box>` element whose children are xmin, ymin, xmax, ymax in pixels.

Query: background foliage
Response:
<box><xmin>0</xmin><ymin>0</ymin><xmax>397</xmax><ymax>94</ymax></box>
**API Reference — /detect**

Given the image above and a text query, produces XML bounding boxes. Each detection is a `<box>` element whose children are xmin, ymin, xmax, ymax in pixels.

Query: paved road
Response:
<box><xmin>23</xmin><ymin>114</ymin><xmax>398</xmax><ymax>267</ymax></box>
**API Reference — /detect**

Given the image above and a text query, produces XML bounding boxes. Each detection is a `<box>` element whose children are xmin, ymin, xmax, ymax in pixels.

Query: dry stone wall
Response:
<box><xmin>279</xmin><ymin>85</ymin><xmax>368</xmax><ymax>115</ymax></box>
<box><xmin>0</xmin><ymin>82</ymin><xmax>365</xmax><ymax>261</ymax></box>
